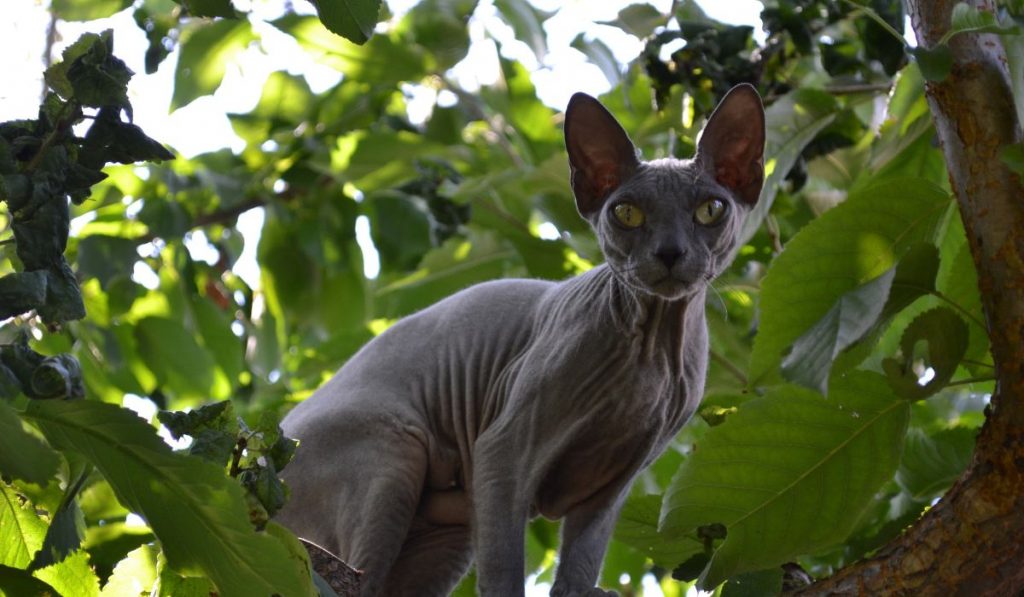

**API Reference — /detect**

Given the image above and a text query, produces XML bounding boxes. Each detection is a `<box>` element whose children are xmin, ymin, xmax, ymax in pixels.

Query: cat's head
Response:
<box><xmin>564</xmin><ymin>84</ymin><xmax>765</xmax><ymax>301</ymax></box>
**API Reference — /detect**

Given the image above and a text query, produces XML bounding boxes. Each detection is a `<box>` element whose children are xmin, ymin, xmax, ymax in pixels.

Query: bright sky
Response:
<box><xmin>1</xmin><ymin>0</ymin><xmax>761</xmax><ymax>154</ymax></box>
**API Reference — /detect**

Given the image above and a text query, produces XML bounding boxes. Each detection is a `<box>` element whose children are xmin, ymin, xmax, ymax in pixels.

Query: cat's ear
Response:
<box><xmin>695</xmin><ymin>84</ymin><xmax>766</xmax><ymax>205</ymax></box>
<box><xmin>564</xmin><ymin>93</ymin><xmax>641</xmax><ymax>217</ymax></box>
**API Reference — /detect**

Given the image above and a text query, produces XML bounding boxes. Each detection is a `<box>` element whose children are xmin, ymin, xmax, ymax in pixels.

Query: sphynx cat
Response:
<box><xmin>277</xmin><ymin>83</ymin><xmax>765</xmax><ymax>596</ymax></box>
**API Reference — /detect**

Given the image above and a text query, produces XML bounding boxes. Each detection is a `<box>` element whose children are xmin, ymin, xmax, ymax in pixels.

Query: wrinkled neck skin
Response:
<box><xmin>547</xmin><ymin>263</ymin><xmax>706</xmax><ymax>384</ymax></box>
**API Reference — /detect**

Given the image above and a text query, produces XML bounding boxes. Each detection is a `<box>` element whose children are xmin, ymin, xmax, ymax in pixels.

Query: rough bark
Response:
<box><xmin>800</xmin><ymin>1</ymin><xmax>1024</xmax><ymax>594</ymax></box>
<box><xmin>301</xmin><ymin>539</ymin><xmax>361</xmax><ymax>596</ymax></box>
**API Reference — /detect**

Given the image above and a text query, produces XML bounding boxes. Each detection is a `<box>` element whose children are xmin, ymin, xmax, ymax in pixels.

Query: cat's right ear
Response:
<box><xmin>564</xmin><ymin>93</ymin><xmax>640</xmax><ymax>217</ymax></box>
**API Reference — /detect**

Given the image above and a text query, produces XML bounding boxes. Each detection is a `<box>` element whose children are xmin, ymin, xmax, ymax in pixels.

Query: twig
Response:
<box><xmin>824</xmin><ymin>83</ymin><xmax>894</xmax><ymax>95</ymax></box>
<box><xmin>946</xmin><ymin>376</ymin><xmax>996</xmax><ymax>388</ymax></box>
<box><xmin>710</xmin><ymin>349</ymin><xmax>748</xmax><ymax>387</ymax></box>
<box><xmin>134</xmin><ymin>197</ymin><xmax>266</xmax><ymax>244</ymax></box>
<box><xmin>41</xmin><ymin>10</ymin><xmax>58</xmax><ymax>104</ymax></box>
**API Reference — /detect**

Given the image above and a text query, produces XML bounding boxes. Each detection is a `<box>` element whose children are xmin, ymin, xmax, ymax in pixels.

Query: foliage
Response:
<box><xmin>0</xmin><ymin>0</ymin><xmax>1008</xmax><ymax>594</ymax></box>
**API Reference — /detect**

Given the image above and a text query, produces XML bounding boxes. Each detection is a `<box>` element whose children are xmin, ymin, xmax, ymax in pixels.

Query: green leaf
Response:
<box><xmin>939</xmin><ymin>241</ymin><xmax>988</xmax><ymax>366</ymax></box>
<box><xmin>100</xmin><ymin>544</ymin><xmax>157</xmax><ymax>596</ymax></box>
<box><xmin>943</xmin><ymin>3</ymin><xmax>1019</xmax><ymax>42</ymax></box>
<box><xmin>598</xmin><ymin>3</ymin><xmax>664</xmax><ymax>38</ymax></box>
<box><xmin>81</xmin><ymin>107</ymin><xmax>174</xmax><ymax>166</ymax></box>
<box><xmin>897</xmin><ymin>427</ymin><xmax>975</xmax><ymax>499</ymax></box>
<box><xmin>750</xmin><ymin>178</ymin><xmax>951</xmax><ymax>386</ymax></box>
<box><xmin>65</xmin><ymin>34</ymin><xmax>133</xmax><ymax>109</ymax></box>
<box><xmin>374</xmin><ymin>230</ymin><xmax>519</xmax><ymax>318</ymax></box>
<box><xmin>81</xmin><ymin>522</ymin><xmax>154</xmax><ymax>583</ymax></box>
<box><xmin>28</xmin><ymin>470</ymin><xmax>88</xmax><ymax>571</ymax></box>
<box><xmin>721</xmin><ymin>568</ymin><xmax>784</xmax><ymax>597</ymax></box>
<box><xmin>179</xmin><ymin>0</ymin><xmax>236</xmax><ymax>18</ymax></box>
<box><xmin>571</xmin><ymin>35</ymin><xmax>621</xmax><ymax>87</ymax></box>
<box><xmin>0</xmin><ymin>402</ymin><xmax>60</xmax><ymax>485</ymax></box>
<box><xmin>781</xmin><ymin>267</ymin><xmax>895</xmax><ymax>394</ymax></box>
<box><xmin>172</xmin><ymin>20</ymin><xmax>256</xmax><ymax>111</ymax></box>
<box><xmin>0</xmin><ymin>564</ymin><xmax>60</xmax><ymax>597</ymax></box>
<box><xmin>910</xmin><ymin>46</ymin><xmax>953</xmax><ymax>82</ymax></box>
<box><xmin>0</xmin><ymin>483</ymin><xmax>45</xmax><ymax>568</ymax></box>
<box><xmin>0</xmin><ymin>484</ymin><xmax>99</xmax><ymax>597</ymax></box>
<box><xmin>51</xmin><ymin>0</ymin><xmax>133</xmax><ymax>21</ymax></box>
<box><xmin>158</xmin><ymin>400</ymin><xmax>237</xmax><ymax>465</ymax></box>
<box><xmin>273</xmin><ymin>15</ymin><xmax>427</xmax><ymax>83</ymax></box>
<box><xmin>660</xmin><ymin>372</ymin><xmax>910</xmax><ymax>589</ymax></box>
<box><xmin>155</xmin><ymin>556</ymin><xmax>217</xmax><ymax>597</ymax></box>
<box><xmin>613</xmin><ymin>493</ymin><xmax>702</xmax><ymax>569</ymax></box>
<box><xmin>34</xmin><ymin>551</ymin><xmax>100</xmax><ymax>597</ymax></box>
<box><xmin>134</xmin><ymin>316</ymin><xmax>217</xmax><ymax>400</ymax></box>
<box><xmin>781</xmin><ymin>243</ymin><xmax>939</xmax><ymax>394</ymax></box>
<box><xmin>191</xmin><ymin>298</ymin><xmax>245</xmax><ymax>385</ymax></box>
<box><xmin>882</xmin><ymin>307</ymin><xmax>970</xmax><ymax>400</ymax></box>
<box><xmin>76</xmin><ymin>235</ymin><xmax>139</xmax><ymax>290</ymax></box>
<box><xmin>494</xmin><ymin>0</ymin><xmax>552</xmax><ymax>61</ymax></box>
<box><xmin>311</xmin><ymin>0</ymin><xmax>382</xmax><ymax>44</ymax></box>
<box><xmin>741</xmin><ymin>89</ymin><xmax>839</xmax><ymax>244</ymax></box>
<box><xmin>0</xmin><ymin>271</ymin><xmax>48</xmax><ymax>319</ymax></box>
<box><xmin>405</xmin><ymin>0</ymin><xmax>475</xmax><ymax>71</ymax></box>
<box><xmin>22</xmin><ymin>400</ymin><xmax>312</xmax><ymax>597</ymax></box>
<box><xmin>264</xmin><ymin>522</ymin><xmax>317</xmax><ymax>597</ymax></box>
<box><xmin>999</xmin><ymin>141</ymin><xmax>1024</xmax><ymax>179</ymax></box>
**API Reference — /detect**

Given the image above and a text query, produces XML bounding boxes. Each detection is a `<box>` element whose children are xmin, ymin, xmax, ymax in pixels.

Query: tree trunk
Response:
<box><xmin>800</xmin><ymin>1</ymin><xmax>1024</xmax><ymax>594</ymax></box>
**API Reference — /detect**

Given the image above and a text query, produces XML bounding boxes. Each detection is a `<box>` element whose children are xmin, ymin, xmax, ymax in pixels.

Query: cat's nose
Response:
<box><xmin>654</xmin><ymin>247</ymin><xmax>684</xmax><ymax>269</ymax></box>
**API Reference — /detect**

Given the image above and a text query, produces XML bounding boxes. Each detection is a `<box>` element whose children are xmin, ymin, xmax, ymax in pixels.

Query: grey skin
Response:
<box><xmin>276</xmin><ymin>84</ymin><xmax>766</xmax><ymax>597</ymax></box>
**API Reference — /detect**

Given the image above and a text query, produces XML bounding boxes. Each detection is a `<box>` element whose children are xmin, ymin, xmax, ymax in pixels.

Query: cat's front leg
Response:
<box><xmin>550</xmin><ymin>497</ymin><xmax>625</xmax><ymax>597</ymax></box>
<box><xmin>472</xmin><ymin>426</ymin><xmax>533</xmax><ymax>597</ymax></box>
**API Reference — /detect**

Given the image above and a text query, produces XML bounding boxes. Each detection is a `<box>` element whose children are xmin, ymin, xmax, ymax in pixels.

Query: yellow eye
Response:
<box><xmin>613</xmin><ymin>202</ymin><xmax>645</xmax><ymax>228</ymax></box>
<box><xmin>695</xmin><ymin>198</ymin><xmax>727</xmax><ymax>225</ymax></box>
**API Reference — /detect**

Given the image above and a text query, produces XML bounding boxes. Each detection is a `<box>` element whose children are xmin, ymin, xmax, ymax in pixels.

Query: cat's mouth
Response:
<box><xmin>634</xmin><ymin>270</ymin><xmax>706</xmax><ymax>300</ymax></box>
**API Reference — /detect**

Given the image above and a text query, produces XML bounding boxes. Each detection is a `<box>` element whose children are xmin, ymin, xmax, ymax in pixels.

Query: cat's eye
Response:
<box><xmin>612</xmin><ymin>202</ymin><xmax>645</xmax><ymax>228</ymax></box>
<box><xmin>694</xmin><ymin>198</ymin><xmax>727</xmax><ymax>226</ymax></box>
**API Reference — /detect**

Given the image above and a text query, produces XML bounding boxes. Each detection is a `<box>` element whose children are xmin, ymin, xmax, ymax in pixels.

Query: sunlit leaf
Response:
<box><xmin>172</xmin><ymin>20</ymin><xmax>256</xmax><ymax>111</ymax></box>
<box><xmin>0</xmin><ymin>484</ymin><xmax>99</xmax><ymax>596</ymax></box>
<box><xmin>311</xmin><ymin>0</ymin><xmax>382</xmax><ymax>44</ymax></box>
<box><xmin>99</xmin><ymin>544</ymin><xmax>157</xmax><ymax>596</ymax></box>
<box><xmin>599</xmin><ymin>3</ymin><xmax>664</xmax><ymax>38</ymax></box>
<box><xmin>23</xmin><ymin>400</ymin><xmax>312</xmax><ymax>597</ymax></box>
<box><xmin>494</xmin><ymin>0</ymin><xmax>552</xmax><ymax>61</ymax></box>
<box><xmin>51</xmin><ymin>0</ymin><xmax>132</xmax><ymax>22</ymax></box>
<box><xmin>750</xmin><ymin>178</ymin><xmax>951</xmax><ymax>386</ymax></box>
<box><xmin>571</xmin><ymin>35</ymin><xmax>621</xmax><ymax>86</ymax></box>
<box><xmin>273</xmin><ymin>15</ymin><xmax>426</xmax><ymax>83</ymax></box>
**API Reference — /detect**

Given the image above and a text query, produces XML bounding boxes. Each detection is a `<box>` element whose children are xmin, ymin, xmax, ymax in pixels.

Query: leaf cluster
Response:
<box><xmin>0</xmin><ymin>0</ymin><xmax>1010</xmax><ymax>595</ymax></box>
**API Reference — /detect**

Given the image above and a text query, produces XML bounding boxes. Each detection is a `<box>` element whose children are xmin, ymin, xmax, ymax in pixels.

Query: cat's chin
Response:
<box><xmin>633</xmin><ymin>276</ymin><xmax>702</xmax><ymax>301</ymax></box>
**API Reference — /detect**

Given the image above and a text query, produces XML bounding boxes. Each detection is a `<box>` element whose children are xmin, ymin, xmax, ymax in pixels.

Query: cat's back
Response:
<box><xmin>283</xmin><ymin>277</ymin><xmax>556</xmax><ymax>430</ymax></box>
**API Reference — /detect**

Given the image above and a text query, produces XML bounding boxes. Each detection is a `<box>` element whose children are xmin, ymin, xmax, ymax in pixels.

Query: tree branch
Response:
<box><xmin>800</xmin><ymin>1</ymin><xmax>1024</xmax><ymax>593</ymax></box>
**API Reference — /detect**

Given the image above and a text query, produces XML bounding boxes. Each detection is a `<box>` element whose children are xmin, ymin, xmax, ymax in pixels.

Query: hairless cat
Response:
<box><xmin>277</xmin><ymin>84</ymin><xmax>766</xmax><ymax>596</ymax></box>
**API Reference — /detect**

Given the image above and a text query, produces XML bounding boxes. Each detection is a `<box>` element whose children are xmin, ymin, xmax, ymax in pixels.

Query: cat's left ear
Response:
<box><xmin>564</xmin><ymin>93</ymin><xmax>641</xmax><ymax>217</ymax></box>
<box><xmin>695</xmin><ymin>84</ymin><xmax>766</xmax><ymax>205</ymax></box>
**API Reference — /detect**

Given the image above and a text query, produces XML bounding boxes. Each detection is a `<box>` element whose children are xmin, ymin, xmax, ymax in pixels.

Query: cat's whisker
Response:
<box><xmin>707</xmin><ymin>280</ymin><xmax>730</xmax><ymax>322</ymax></box>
